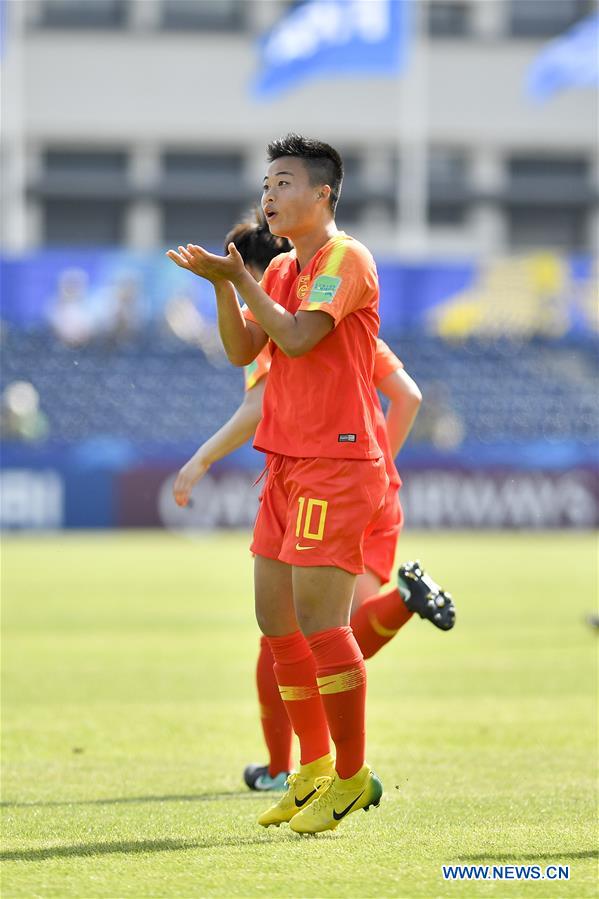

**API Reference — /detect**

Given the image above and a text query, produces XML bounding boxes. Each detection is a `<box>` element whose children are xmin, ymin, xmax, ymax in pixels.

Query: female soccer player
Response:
<box><xmin>168</xmin><ymin>136</ymin><xmax>454</xmax><ymax>834</ymax></box>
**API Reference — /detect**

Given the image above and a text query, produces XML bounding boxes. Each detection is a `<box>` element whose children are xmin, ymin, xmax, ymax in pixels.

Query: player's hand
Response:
<box><xmin>173</xmin><ymin>455</ymin><xmax>210</xmax><ymax>507</ymax></box>
<box><xmin>166</xmin><ymin>243</ymin><xmax>245</xmax><ymax>284</ymax></box>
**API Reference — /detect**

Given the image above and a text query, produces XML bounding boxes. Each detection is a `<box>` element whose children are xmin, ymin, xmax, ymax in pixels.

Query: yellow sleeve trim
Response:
<box><xmin>321</xmin><ymin>240</ymin><xmax>348</xmax><ymax>277</ymax></box>
<box><xmin>243</xmin><ymin>360</ymin><xmax>259</xmax><ymax>391</ymax></box>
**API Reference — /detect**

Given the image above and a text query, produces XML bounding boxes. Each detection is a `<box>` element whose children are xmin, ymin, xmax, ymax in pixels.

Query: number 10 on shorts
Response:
<box><xmin>295</xmin><ymin>497</ymin><xmax>329</xmax><ymax>541</ymax></box>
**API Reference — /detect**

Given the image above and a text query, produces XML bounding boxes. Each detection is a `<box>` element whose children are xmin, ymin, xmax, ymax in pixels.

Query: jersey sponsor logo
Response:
<box><xmin>297</xmin><ymin>275</ymin><xmax>310</xmax><ymax>299</ymax></box>
<box><xmin>338</xmin><ymin>433</ymin><xmax>357</xmax><ymax>443</ymax></box>
<box><xmin>308</xmin><ymin>274</ymin><xmax>342</xmax><ymax>305</ymax></box>
<box><xmin>332</xmin><ymin>790</ymin><xmax>365</xmax><ymax>820</ymax></box>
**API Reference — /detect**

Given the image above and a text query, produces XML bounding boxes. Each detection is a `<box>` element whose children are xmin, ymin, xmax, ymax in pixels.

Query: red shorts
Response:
<box><xmin>363</xmin><ymin>483</ymin><xmax>403</xmax><ymax>585</ymax></box>
<box><xmin>251</xmin><ymin>453</ymin><xmax>389</xmax><ymax>575</ymax></box>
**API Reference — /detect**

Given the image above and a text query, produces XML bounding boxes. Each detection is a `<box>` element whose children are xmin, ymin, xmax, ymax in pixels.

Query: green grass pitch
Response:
<box><xmin>1</xmin><ymin>530</ymin><xmax>597</xmax><ymax>898</ymax></box>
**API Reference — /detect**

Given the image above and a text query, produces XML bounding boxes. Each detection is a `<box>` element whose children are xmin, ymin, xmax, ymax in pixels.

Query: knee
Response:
<box><xmin>255</xmin><ymin>594</ymin><xmax>298</xmax><ymax>637</ymax></box>
<box><xmin>295</xmin><ymin>603</ymin><xmax>347</xmax><ymax>637</ymax></box>
<box><xmin>255</xmin><ymin>604</ymin><xmax>271</xmax><ymax>636</ymax></box>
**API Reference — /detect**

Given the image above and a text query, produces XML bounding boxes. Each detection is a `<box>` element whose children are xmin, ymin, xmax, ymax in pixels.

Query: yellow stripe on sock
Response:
<box><xmin>278</xmin><ymin>684</ymin><xmax>318</xmax><ymax>702</ymax></box>
<box><xmin>368</xmin><ymin>612</ymin><xmax>399</xmax><ymax>638</ymax></box>
<box><xmin>317</xmin><ymin>668</ymin><xmax>365</xmax><ymax>696</ymax></box>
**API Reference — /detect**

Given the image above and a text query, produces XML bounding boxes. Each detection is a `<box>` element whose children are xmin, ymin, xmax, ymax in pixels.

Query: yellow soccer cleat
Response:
<box><xmin>257</xmin><ymin>753</ymin><xmax>335</xmax><ymax>827</ymax></box>
<box><xmin>289</xmin><ymin>763</ymin><xmax>383</xmax><ymax>834</ymax></box>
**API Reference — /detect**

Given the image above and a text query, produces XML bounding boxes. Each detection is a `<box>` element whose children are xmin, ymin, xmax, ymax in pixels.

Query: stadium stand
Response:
<box><xmin>2</xmin><ymin>326</ymin><xmax>597</xmax><ymax>448</ymax></box>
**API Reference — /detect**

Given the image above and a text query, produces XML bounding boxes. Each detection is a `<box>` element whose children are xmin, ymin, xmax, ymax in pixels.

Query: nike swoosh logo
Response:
<box><xmin>295</xmin><ymin>543</ymin><xmax>316</xmax><ymax>551</ymax></box>
<box><xmin>294</xmin><ymin>789</ymin><xmax>317</xmax><ymax>808</ymax></box>
<box><xmin>254</xmin><ymin>776</ymin><xmax>275</xmax><ymax>790</ymax></box>
<box><xmin>332</xmin><ymin>790</ymin><xmax>365</xmax><ymax>820</ymax></box>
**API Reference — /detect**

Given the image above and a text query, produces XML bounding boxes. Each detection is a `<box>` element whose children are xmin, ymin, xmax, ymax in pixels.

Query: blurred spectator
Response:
<box><xmin>0</xmin><ymin>381</ymin><xmax>49</xmax><ymax>442</ymax></box>
<box><xmin>97</xmin><ymin>273</ymin><xmax>143</xmax><ymax>346</ymax></box>
<box><xmin>47</xmin><ymin>268</ymin><xmax>95</xmax><ymax>347</ymax></box>
<box><xmin>410</xmin><ymin>382</ymin><xmax>465</xmax><ymax>450</ymax></box>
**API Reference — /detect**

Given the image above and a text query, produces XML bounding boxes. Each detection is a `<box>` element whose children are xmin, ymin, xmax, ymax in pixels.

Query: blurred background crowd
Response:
<box><xmin>0</xmin><ymin>0</ymin><xmax>597</xmax><ymax>531</ymax></box>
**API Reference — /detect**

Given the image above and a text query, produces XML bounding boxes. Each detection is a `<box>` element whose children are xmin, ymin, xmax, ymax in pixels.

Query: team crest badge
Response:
<box><xmin>297</xmin><ymin>276</ymin><xmax>310</xmax><ymax>299</ymax></box>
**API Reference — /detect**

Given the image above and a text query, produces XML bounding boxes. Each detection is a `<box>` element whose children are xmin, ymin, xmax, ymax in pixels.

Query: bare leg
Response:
<box><xmin>292</xmin><ymin>565</ymin><xmax>356</xmax><ymax>636</ymax></box>
<box><xmin>254</xmin><ymin>555</ymin><xmax>297</xmax><ymax>636</ymax></box>
<box><xmin>351</xmin><ymin>568</ymin><xmax>384</xmax><ymax>617</ymax></box>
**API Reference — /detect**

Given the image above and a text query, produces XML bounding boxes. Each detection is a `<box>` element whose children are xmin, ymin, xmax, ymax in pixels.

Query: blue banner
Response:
<box><xmin>253</xmin><ymin>0</ymin><xmax>411</xmax><ymax>98</ymax></box>
<box><xmin>1</xmin><ymin>250</ymin><xmax>595</xmax><ymax>339</ymax></box>
<box><xmin>0</xmin><ymin>247</ymin><xmax>222</xmax><ymax>328</ymax></box>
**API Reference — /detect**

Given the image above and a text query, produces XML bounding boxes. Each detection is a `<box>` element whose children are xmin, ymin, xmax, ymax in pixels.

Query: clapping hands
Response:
<box><xmin>166</xmin><ymin>242</ymin><xmax>246</xmax><ymax>284</ymax></box>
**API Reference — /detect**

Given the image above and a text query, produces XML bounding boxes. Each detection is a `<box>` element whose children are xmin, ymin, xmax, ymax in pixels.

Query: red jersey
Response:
<box><xmin>244</xmin><ymin>338</ymin><xmax>404</xmax><ymax>491</ymax></box>
<box><xmin>244</xmin><ymin>233</ymin><xmax>380</xmax><ymax>459</ymax></box>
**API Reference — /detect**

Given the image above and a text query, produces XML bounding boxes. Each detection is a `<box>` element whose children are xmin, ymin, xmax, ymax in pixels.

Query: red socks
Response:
<box><xmin>307</xmin><ymin>626</ymin><xmax>366</xmax><ymax>779</ymax></box>
<box><xmin>267</xmin><ymin>631</ymin><xmax>330</xmax><ymax>766</ymax></box>
<box><xmin>255</xmin><ymin>637</ymin><xmax>293</xmax><ymax>776</ymax></box>
<box><xmin>259</xmin><ymin>592</ymin><xmax>411</xmax><ymax>777</ymax></box>
<box><xmin>350</xmin><ymin>587</ymin><xmax>413</xmax><ymax>659</ymax></box>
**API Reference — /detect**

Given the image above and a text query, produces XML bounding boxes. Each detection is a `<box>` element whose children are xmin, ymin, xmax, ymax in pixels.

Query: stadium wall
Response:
<box><xmin>1</xmin><ymin>447</ymin><xmax>597</xmax><ymax>532</ymax></box>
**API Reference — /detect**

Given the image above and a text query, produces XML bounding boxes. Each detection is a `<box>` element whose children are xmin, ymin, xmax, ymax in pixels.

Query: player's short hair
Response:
<box><xmin>266</xmin><ymin>133</ymin><xmax>343</xmax><ymax>214</ymax></box>
<box><xmin>224</xmin><ymin>208</ymin><xmax>292</xmax><ymax>272</ymax></box>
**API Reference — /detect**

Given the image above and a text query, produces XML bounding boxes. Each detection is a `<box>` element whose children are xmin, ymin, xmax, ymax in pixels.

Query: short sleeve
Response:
<box><xmin>243</xmin><ymin>346</ymin><xmax>271</xmax><ymax>392</ymax></box>
<box><xmin>297</xmin><ymin>240</ymin><xmax>378</xmax><ymax>326</ymax></box>
<box><xmin>373</xmin><ymin>339</ymin><xmax>403</xmax><ymax>385</ymax></box>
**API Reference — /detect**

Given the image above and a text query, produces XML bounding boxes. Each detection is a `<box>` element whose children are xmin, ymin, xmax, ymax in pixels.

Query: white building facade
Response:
<box><xmin>2</xmin><ymin>0</ymin><xmax>598</xmax><ymax>258</ymax></box>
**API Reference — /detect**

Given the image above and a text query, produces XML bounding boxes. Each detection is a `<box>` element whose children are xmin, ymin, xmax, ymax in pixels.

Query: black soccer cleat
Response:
<box><xmin>398</xmin><ymin>560</ymin><xmax>456</xmax><ymax>631</ymax></box>
<box><xmin>243</xmin><ymin>764</ymin><xmax>291</xmax><ymax>792</ymax></box>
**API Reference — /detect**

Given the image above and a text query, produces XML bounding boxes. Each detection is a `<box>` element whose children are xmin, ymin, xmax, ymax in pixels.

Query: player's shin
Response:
<box><xmin>307</xmin><ymin>626</ymin><xmax>367</xmax><ymax>779</ymax></box>
<box><xmin>267</xmin><ymin>630</ymin><xmax>331</xmax><ymax>765</ymax></box>
<box><xmin>256</xmin><ymin>636</ymin><xmax>294</xmax><ymax>776</ymax></box>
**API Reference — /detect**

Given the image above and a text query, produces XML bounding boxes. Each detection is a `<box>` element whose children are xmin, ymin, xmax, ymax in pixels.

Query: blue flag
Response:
<box><xmin>252</xmin><ymin>0</ymin><xmax>412</xmax><ymax>99</ymax></box>
<box><xmin>527</xmin><ymin>12</ymin><xmax>599</xmax><ymax>101</ymax></box>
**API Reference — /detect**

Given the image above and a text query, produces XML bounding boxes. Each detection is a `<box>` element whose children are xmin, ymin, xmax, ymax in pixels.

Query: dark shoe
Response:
<box><xmin>398</xmin><ymin>561</ymin><xmax>456</xmax><ymax>631</ymax></box>
<box><xmin>243</xmin><ymin>763</ymin><xmax>291</xmax><ymax>792</ymax></box>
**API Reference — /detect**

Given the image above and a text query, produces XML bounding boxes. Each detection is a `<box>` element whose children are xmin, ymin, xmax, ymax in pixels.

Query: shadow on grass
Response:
<box><xmin>1</xmin><ymin>792</ymin><xmax>259</xmax><ymax>809</ymax></box>
<box><xmin>1</xmin><ymin>833</ymin><xmax>297</xmax><ymax>863</ymax></box>
<box><xmin>453</xmin><ymin>851</ymin><xmax>597</xmax><ymax>862</ymax></box>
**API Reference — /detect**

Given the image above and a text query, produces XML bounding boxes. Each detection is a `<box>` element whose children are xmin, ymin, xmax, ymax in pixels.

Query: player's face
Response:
<box><xmin>261</xmin><ymin>157</ymin><xmax>322</xmax><ymax>240</ymax></box>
